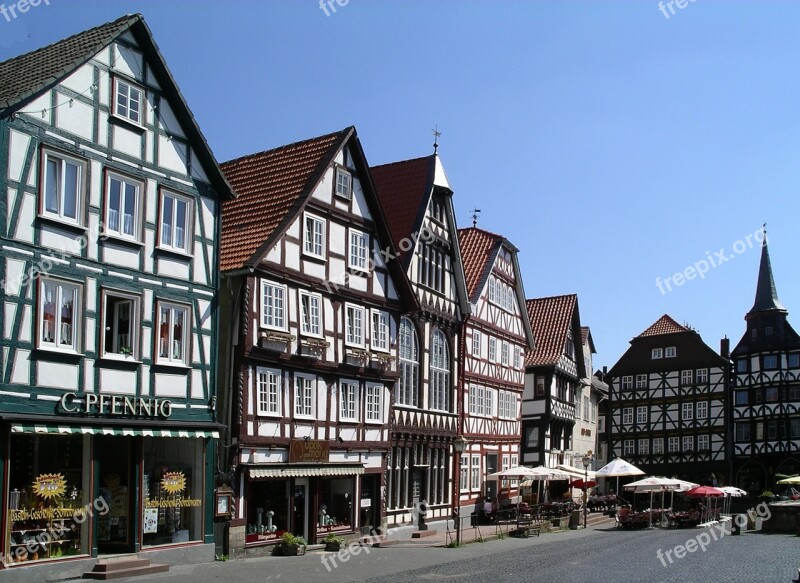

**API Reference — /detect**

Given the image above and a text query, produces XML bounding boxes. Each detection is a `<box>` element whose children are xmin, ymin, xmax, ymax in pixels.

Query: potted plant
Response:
<box><xmin>323</xmin><ymin>532</ymin><xmax>345</xmax><ymax>552</ymax></box>
<box><xmin>758</xmin><ymin>490</ymin><xmax>776</xmax><ymax>503</ymax></box>
<box><xmin>278</xmin><ymin>532</ymin><xmax>306</xmax><ymax>556</ymax></box>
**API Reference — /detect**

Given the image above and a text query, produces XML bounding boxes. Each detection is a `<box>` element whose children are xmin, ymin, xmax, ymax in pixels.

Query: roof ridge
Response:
<box><xmin>637</xmin><ymin>314</ymin><xmax>689</xmax><ymax>337</ymax></box>
<box><xmin>222</xmin><ymin>127</ymin><xmax>352</xmax><ymax>166</ymax></box>
<box><xmin>457</xmin><ymin>225</ymin><xmax>504</xmax><ymax>240</ymax></box>
<box><xmin>372</xmin><ymin>154</ymin><xmax>433</xmax><ymax>170</ymax></box>
<box><xmin>527</xmin><ymin>293</ymin><xmax>578</xmax><ymax>304</ymax></box>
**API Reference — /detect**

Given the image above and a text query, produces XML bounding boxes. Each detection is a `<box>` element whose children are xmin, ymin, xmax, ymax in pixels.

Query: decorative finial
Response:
<box><xmin>432</xmin><ymin>124</ymin><xmax>441</xmax><ymax>154</ymax></box>
<box><xmin>471</xmin><ymin>208</ymin><xmax>481</xmax><ymax>228</ymax></box>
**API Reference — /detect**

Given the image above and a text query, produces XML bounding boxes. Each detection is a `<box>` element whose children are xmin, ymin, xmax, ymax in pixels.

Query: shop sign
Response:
<box><xmin>32</xmin><ymin>473</ymin><xmax>66</xmax><ymax>500</ymax></box>
<box><xmin>288</xmin><ymin>439</ymin><xmax>330</xmax><ymax>463</ymax></box>
<box><xmin>58</xmin><ymin>392</ymin><xmax>172</xmax><ymax>418</ymax></box>
<box><xmin>145</xmin><ymin>471</ymin><xmax>202</xmax><ymax>509</ymax></box>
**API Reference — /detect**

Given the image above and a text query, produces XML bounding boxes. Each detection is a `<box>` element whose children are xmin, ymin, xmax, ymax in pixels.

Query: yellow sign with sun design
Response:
<box><xmin>161</xmin><ymin>471</ymin><xmax>187</xmax><ymax>495</ymax></box>
<box><xmin>33</xmin><ymin>473</ymin><xmax>67</xmax><ymax>500</ymax></box>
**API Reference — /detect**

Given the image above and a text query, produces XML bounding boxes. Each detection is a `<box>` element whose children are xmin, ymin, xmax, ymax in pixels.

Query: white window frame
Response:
<box><xmin>499</xmin><ymin>391</ymin><xmax>516</xmax><ymax>419</ymax></box>
<box><xmin>621</xmin><ymin>376</ymin><xmax>633</xmax><ymax>390</ymax></box>
<box><xmin>340</xmin><ymin>381</ymin><xmax>358</xmax><ymax>421</ymax></box>
<box><xmin>256</xmin><ymin>367</ymin><xmax>282</xmax><ymax>416</ymax></box>
<box><xmin>696</xmin><ymin>401</ymin><xmax>708</xmax><ymax>419</ymax></box>
<box><xmin>697</xmin><ymin>434</ymin><xmax>709</xmax><ymax>451</ymax></box>
<box><xmin>636</xmin><ymin>406</ymin><xmax>647</xmax><ymax>425</ymax></box>
<box><xmin>345</xmin><ymin>303</ymin><xmax>365</xmax><ymax>348</ymax></box>
<box><xmin>159</xmin><ymin>189</ymin><xmax>193</xmax><ymax>254</ymax></box>
<box><xmin>155</xmin><ymin>301</ymin><xmax>190</xmax><ymax>366</ymax></box>
<box><xmin>303</xmin><ymin>212</ymin><xmax>325</xmax><ymax>258</ymax></box>
<box><xmin>348</xmin><ymin>228</ymin><xmax>369</xmax><ymax>272</ymax></box>
<box><xmin>260</xmin><ymin>280</ymin><xmax>287</xmax><ymax>331</ymax></box>
<box><xmin>113</xmin><ymin>76</ymin><xmax>144</xmax><ymax>126</ymax></box>
<box><xmin>622</xmin><ymin>407</ymin><xmax>633</xmax><ymax>425</ymax></box>
<box><xmin>638</xmin><ymin>439</ymin><xmax>649</xmax><ymax>455</ymax></box>
<box><xmin>681</xmin><ymin>370</ymin><xmax>693</xmax><ymax>386</ymax></box>
<box><xmin>652</xmin><ymin>437</ymin><xmax>664</xmax><ymax>454</ymax></box>
<box><xmin>652</xmin><ymin>348</ymin><xmax>663</xmax><ymax>359</ymax></box>
<box><xmin>665</xmin><ymin>346</ymin><xmax>676</xmax><ymax>358</ymax></box>
<box><xmin>460</xmin><ymin>455</ymin><xmax>469</xmax><ymax>492</ymax></box>
<box><xmin>100</xmin><ymin>289</ymin><xmax>140</xmax><ymax>360</ymax></box>
<box><xmin>488</xmin><ymin>276</ymin><xmax>496</xmax><ymax>304</ymax></box>
<box><xmin>365</xmin><ymin>384</ymin><xmax>382</xmax><ymax>423</ymax></box>
<box><xmin>429</xmin><ymin>329</ymin><xmax>450</xmax><ymax>412</ymax></box>
<box><xmin>104</xmin><ymin>171</ymin><xmax>143</xmax><ymax>242</ymax></box>
<box><xmin>501</xmin><ymin>341</ymin><xmax>509</xmax><ymax>366</ymax></box>
<box><xmin>294</xmin><ymin>374</ymin><xmax>315</xmax><ymax>418</ymax></box>
<box><xmin>515</xmin><ymin>346</ymin><xmax>523</xmax><ymax>369</ymax></box>
<box><xmin>635</xmin><ymin>374</ymin><xmax>647</xmax><ymax>389</ymax></box>
<box><xmin>41</xmin><ymin>149</ymin><xmax>85</xmax><ymax>226</ymax></box>
<box><xmin>472</xmin><ymin>330</ymin><xmax>481</xmax><ymax>357</ymax></box>
<box><xmin>470</xmin><ymin>454</ymin><xmax>481</xmax><ymax>491</ymax></box>
<box><xmin>682</xmin><ymin>435</ymin><xmax>693</xmax><ymax>452</ymax></box>
<box><xmin>335</xmin><ymin>167</ymin><xmax>352</xmax><ymax>199</ymax></box>
<box><xmin>682</xmin><ymin>402</ymin><xmax>693</xmax><ymax>421</ymax></box>
<box><xmin>668</xmin><ymin>436</ymin><xmax>680</xmax><ymax>453</ymax></box>
<box><xmin>695</xmin><ymin>368</ymin><xmax>708</xmax><ymax>384</ymax></box>
<box><xmin>397</xmin><ymin>317</ymin><xmax>419</xmax><ymax>408</ymax></box>
<box><xmin>299</xmin><ymin>291</ymin><xmax>322</xmax><ymax>337</ymax></box>
<box><xmin>370</xmin><ymin>310</ymin><xmax>390</xmax><ymax>352</ymax></box>
<box><xmin>623</xmin><ymin>440</ymin><xmax>634</xmax><ymax>456</ymax></box>
<box><xmin>488</xmin><ymin>337</ymin><xmax>497</xmax><ymax>362</ymax></box>
<box><xmin>38</xmin><ymin>278</ymin><xmax>81</xmax><ymax>352</ymax></box>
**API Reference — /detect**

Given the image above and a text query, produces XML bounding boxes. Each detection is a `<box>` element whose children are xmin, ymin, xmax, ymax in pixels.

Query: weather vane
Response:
<box><xmin>432</xmin><ymin>125</ymin><xmax>441</xmax><ymax>154</ymax></box>
<box><xmin>471</xmin><ymin>208</ymin><xmax>481</xmax><ymax>228</ymax></box>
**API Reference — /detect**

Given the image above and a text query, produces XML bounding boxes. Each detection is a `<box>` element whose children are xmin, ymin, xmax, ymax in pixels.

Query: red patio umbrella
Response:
<box><xmin>683</xmin><ymin>486</ymin><xmax>724</xmax><ymax>523</ymax></box>
<box><xmin>570</xmin><ymin>479</ymin><xmax>597</xmax><ymax>490</ymax></box>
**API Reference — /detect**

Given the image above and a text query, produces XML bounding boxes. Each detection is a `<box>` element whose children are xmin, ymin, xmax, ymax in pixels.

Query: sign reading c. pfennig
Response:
<box><xmin>58</xmin><ymin>392</ymin><xmax>172</xmax><ymax>418</ymax></box>
<box><xmin>289</xmin><ymin>439</ymin><xmax>330</xmax><ymax>463</ymax></box>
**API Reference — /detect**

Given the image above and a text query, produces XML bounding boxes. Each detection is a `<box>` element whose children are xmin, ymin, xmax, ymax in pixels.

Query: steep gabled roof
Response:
<box><xmin>748</xmin><ymin>237</ymin><xmax>786</xmax><ymax>316</ymax></box>
<box><xmin>525</xmin><ymin>294</ymin><xmax>580</xmax><ymax>368</ymax></box>
<box><xmin>219</xmin><ymin>128</ymin><xmax>350</xmax><ymax>272</ymax></box>
<box><xmin>637</xmin><ymin>314</ymin><xmax>689</xmax><ymax>338</ymax></box>
<box><xmin>581</xmin><ymin>326</ymin><xmax>596</xmax><ymax>354</ymax></box>
<box><xmin>0</xmin><ymin>13</ymin><xmax>232</xmax><ymax>198</ymax></box>
<box><xmin>457</xmin><ymin>227</ymin><xmax>504</xmax><ymax>299</ymax></box>
<box><xmin>371</xmin><ymin>155</ymin><xmax>434</xmax><ymax>253</ymax></box>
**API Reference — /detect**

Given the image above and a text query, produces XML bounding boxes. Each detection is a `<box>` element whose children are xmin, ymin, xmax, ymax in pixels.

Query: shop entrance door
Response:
<box><xmin>293</xmin><ymin>479</ymin><xmax>309</xmax><ymax>541</ymax></box>
<box><xmin>95</xmin><ymin>436</ymin><xmax>135</xmax><ymax>554</ymax></box>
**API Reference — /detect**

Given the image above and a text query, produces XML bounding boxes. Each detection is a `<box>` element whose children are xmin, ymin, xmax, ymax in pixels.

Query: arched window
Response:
<box><xmin>397</xmin><ymin>317</ymin><xmax>419</xmax><ymax>407</ymax></box>
<box><xmin>430</xmin><ymin>329</ymin><xmax>450</xmax><ymax>411</ymax></box>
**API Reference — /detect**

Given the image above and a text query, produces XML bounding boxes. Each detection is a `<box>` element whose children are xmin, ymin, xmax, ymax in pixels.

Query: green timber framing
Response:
<box><xmin>0</xmin><ymin>13</ymin><xmax>233</xmax><ymax>578</ymax></box>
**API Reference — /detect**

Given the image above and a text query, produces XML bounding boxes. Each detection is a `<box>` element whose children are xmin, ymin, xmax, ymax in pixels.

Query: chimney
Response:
<box><xmin>720</xmin><ymin>337</ymin><xmax>730</xmax><ymax>359</ymax></box>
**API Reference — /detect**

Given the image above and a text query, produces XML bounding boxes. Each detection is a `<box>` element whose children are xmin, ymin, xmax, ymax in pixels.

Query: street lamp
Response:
<box><xmin>452</xmin><ymin>435</ymin><xmax>468</xmax><ymax>546</ymax></box>
<box><xmin>581</xmin><ymin>451</ymin><xmax>593</xmax><ymax>529</ymax></box>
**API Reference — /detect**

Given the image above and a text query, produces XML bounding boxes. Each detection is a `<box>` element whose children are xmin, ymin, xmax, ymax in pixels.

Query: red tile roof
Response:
<box><xmin>219</xmin><ymin>128</ymin><xmax>350</xmax><ymax>272</ymax></box>
<box><xmin>371</xmin><ymin>156</ymin><xmax>433</xmax><ymax>253</ymax></box>
<box><xmin>581</xmin><ymin>326</ymin><xmax>590</xmax><ymax>345</ymax></box>
<box><xmin>457</xmin><ymin>227</ymin><xmax>503</xmax><ymax>299</ymax></box>
<box><xmin>525</xmin><ymin>294</ymin><xmax>578</xmax><ymax>367</ymax></box>
<box><xmin>637</xmin><ymin>314</ymin><xmax>689</xmax><ymax>338</ymax></box>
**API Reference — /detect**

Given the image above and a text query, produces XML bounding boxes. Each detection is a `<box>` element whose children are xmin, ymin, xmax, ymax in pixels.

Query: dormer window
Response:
<box><xmin>651</xmin><ymin>348</ymin><xmax>663</xmax><ymax>359</ymax></box>
<box><xmin>335</xmin><ymin>168</ymin><xmax>352</xmax><ymax>199</ymax></box>
<box><xmin>113</xmin><ymin>77</ymin><xmax>144</xmax><ymax>126</ymax></box>
<box><xmin>665</xmin><ymin>346</ymin><xmax>676</xmax><ymax>358</ymax></box>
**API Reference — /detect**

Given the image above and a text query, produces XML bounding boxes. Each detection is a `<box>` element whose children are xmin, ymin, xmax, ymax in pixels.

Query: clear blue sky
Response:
<box><xmin>3</xmin><ymin>1</ymin><xmax>799</xmax><ymax>368</ymax></box>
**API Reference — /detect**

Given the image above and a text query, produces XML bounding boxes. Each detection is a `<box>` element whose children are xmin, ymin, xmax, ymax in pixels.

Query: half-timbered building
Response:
<box><xmin>372</xmin><ymin>154</ymin><xmax>470</xmax><ymax>529</ymax></box>
<box><xmin>571</xmin><ymin>328</ymin><xmax>604</xmax><ymax>470</ymax></box>
<box><xmin>730</xmin><ymin>236</ymin><xmax>800</xmax><ymax>494</ymax></box>
<box><xmin>0</xmin><ymin>15</ymin><xmax>232</xmax><ymax>579</ymax></box>
<box><xmin>608</xmin><ymin>315</ymin><xmax>728</xmax><ymax>484</ymax></box>
<box><xmin>521</xmin><ymin>295</ymin><xmax>586</xmax><ymax>481</ymax></box>
<box><xmin>456</xmin><ymin>227</ymin><xmax>534</xmax><ymax>512</ymax></box>
<box><xmin>217</xmin><ymin>127</ymin><xmax>412</xmax><ymax>554</ymax></box>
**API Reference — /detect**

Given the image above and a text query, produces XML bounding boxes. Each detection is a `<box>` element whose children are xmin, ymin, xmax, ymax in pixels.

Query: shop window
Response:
<box><xmin>6</xmin><ymin>434</ymin><xmax>91</xmax><ymax>564</ymax></box>
<box><xmin>317</xmin><ymin>478</ymin><xmax>354</xmax><ymax>535</ymax></box>
<box><xmin>246</xmin><ymin>480</ymin><xmax>289</xmax><ymax>544</ymax></box>
<box><xmin>141</xmin><ymin>438</ymin><xmax>203</xmax><ymax>548</ymax></box>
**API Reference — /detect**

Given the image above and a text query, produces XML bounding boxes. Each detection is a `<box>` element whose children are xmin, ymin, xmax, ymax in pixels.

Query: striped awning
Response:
<box><xmin>10</xmin><ymin>424</ymin><xmax>219</xmax><ymax>438</ymax></box>
<box><xmin>249</xmin><ymin>464</ymin><xmax>365</xmax><ymax>479</ymax></box>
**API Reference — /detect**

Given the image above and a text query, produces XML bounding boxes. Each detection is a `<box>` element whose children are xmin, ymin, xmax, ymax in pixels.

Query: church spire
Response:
<box><xmin>748</xmin><ymin>228</ymin><xmax>786</xmax><ymax>316</ymax></box>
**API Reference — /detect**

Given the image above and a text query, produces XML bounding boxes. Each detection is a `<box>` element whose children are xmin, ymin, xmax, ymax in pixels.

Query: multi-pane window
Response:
<box><xmin>696</xmin><ymin>401</ymin><xmax>708</xmax><ymax>419</ymax></box>
<box><xmin>735</xmin><ymin>391</ymin><xmax>749</xmax><ymax>406</ymax></box>
<box><xmin>575</xmin><ymin>395</ymin><xmax>581</xmax><ymax>419</ymax></box>
<box><xmin>790</xmin><ymin>418</ymin><xmax>800</xmax><ymax>439</ymax></box>
<box><xmin>651</xmin><ymin>348</ymin><xmax>663</xmax><ymax>359</ymax></box>
<box><xmin>371</xmin><ymin>310</ymin><xmax>389</xmax><ymax>352</ymax></box>
<box><xmin>335</xmin><ymin>168</ymin><xmax>352</xmax><ymax>199</ymax></box>
<box><xmin>737</xmin><ymin>359</ymin><xmax>748</xmax><ymax>373</ymax></box>
<box><xmin>460</xmin><ymin>456</ymin><xmax>469</xmax><ymax>492</ymax></box>
<box><xmin>665</xmin><ymin>346</ymin><xmax>676</xmax><ymax>358</ymax></box>
<box><xmin>397</xmin><ymin>318</ymin><xmax>419</xmax><ymax>407</ymax></box>
<box><xmin>638</xmin><ymin>439</ymin><xmax>649</xmax><ymax>455</ymax></box>
<box><xmin>623</xmin><ymin>440</ymin><xmax>634</xmax><ymax>455</ymax></box>
<box><xmin>105</xmin><ymin>172</ymin><xmax>141</xmax><ymax>240</ymax></box>
<box><xmin>535</xmin><ymin>376</ymin><xmax>545</xmax><ymax>397</ymax></box>
<box><xmin>300</xmin><ymin>291</ymin><xmax>322</xmax><ymax>336</ymax></box>
<box><xmin>295</xmin><ymin>375</ymin><xmax>314</xmax><ymax>417</ymax></box>
<box><xmin>583</xmin><ymin>396</ymin><xmax>590</xmax><ymax>421</ymax></box>
<box><xmin>621</xmin><ymin>376</ymin><xmax>633</xmax><ymax>390</ymax></box>
<box><xmin>303</xmin><ymin>213</ymin><xmax>325</xmax><ymax>257</ymax></box>
<box><xmin>472</xmin><ymin>331</ymin><xmax>481</xmax><ymax>356</ymax></box>
<box><xmin>348</xmin><ymin>229</ymin><xmax>369</xmax><ymax>271</ymax></box>
<box><xmin>765</xmin><ymin>387</ymin><xmax>779</xmax><ymax>402</ymax></box>
<box><xmin>484</xmin><ymin>388</ymin><xmax>495</xmax><ymax>417</ymax></box>
<box><xmin>471</xmin><ymin>455</ymin><xmax>481</xmax><ymax>491</ymax></box>
<box><xmin>488</xmin><ymin>276</ymin><xmax>497</xmax><ymax>303</ymax></box>
<box><xmin>256</xmin><ymin>368</ymin><xmax>282</xmax><ymax>416</ymax></box>
<box><xmin>39</xmin><ymin>279</ymin><xmax>80</xmax><ymax>351</ymax></box>
<box><xmin>668</xmin><ymin>437</ymin><xmax>679</xmax><ymax>453</ymax></box>
<box><xmin>418</xmin><ymin>243</ymin><xmax>445</xmax><ymax>293</ymax></box>
<box><xmin>365</xmin><ymin>385</ymin><xmax>382</xmax><ymax>422</ymax></box>
<box><xmin>764</xmin><ymin>355</ymin><xmax>779</xmax><ymax>370</ymax></box>
<box><xmin>681</xmin><ymin>370</ymin><xmax>693</xmax><ymax>386</ymax></box>
<box><xmin>340</xmin><ymin>381</ymin><xmax>358</xmax><ymax>421</ymax></box>
<box><xmin>42</xmin><ymin>150</ymin><xmax>83</xmax><ymax>224</ymax></box>
<box><xmin>157</xmin><ymin>302</ymin><xmax>189</xmax><ymax>365</ymax></box>
<box><xmin>260</xmin><ymin>281</ymin><xmax>286</xmax><ymax>329</ymax></box>
<box><xmin>102</xmin><ymin>291</ymin><xmax>139</xmax><ymax>359</ymax></box>
<box><xmin>345</xmin><ymin>304</ymin><xmax>365</xmax><ymax>347</ymax></box>
<box><xmin>636</xmin><ymin>406</ymin><xmax>647</xmax><ymax>424</ymax></box>
<box><xmin>429</xmin><ymin>330</ymin><xmax>450</xmax><ymax>411</ymax></box>
<box><xmin>653</xmin><ymin>438</ymin><xmax>664</xmax><ymax>454</ymax></box>
<box><xmin>695</xmin><ymin>368</ymin><xmax>708</xmax><ymax>384</ymax></box>
<box><xmin>488</xmin><ymin>337</ymin><xmax>497</xmax><ymax>362</ymax></box>
<box><xmin>682</xmin><ymin>436</ymin><xmax>693</xmax><ymax>451</ymax></box>
<box><xmin>499</xmin><ymin>391</ymin><xmax>516</xmax><ymax>419</ymax></box>
<box><xmin>114</xmin><ymin>77</ymin><xmax>143</xmax><ymax>125</ymax></box>
<box><xmin>682</xmin><ymin>402</ymin><xmax>693</xmax><ymax>420</ymax></box>
<box><xmin>789</xmin><ymin>354</ymin><xmax>800</xmax><ymax>368</ymax></box>
<box><xmin>697</xmin><ymin>434</ymin><xmax>709</xmax><ymax>451</ymax></box>
<box><xmin>526</xmin><ymin>425</ymin><xmax>539</xmax><ymax>448</ymax></box>
<box><xmin>159</xmin><ymin>191</ymin><xmax>192</xmax><ymax>253</ymax></box>
<box><xmin>501</xmin><ymin>342</ymin><xmax>509</xmax><ymax>366</ymax></box>
<box><xmin>789</xmin><ymin>386</ymin><xmax>800</xmax><ymax>401</ymax></box>
<box><xmin>469</xmin><ymin>385</ymin><xmax>484</xmax><ymax>416</ymax></box>
<box><xmin>622</xmin><ymin>407</ymin><xmax>633</xmax><ymax>425</ymax></box>
<box><xmin>515</xmin><ymin>346</ymin><xmax>523</xmax><ymax>369</ymax></box>
<box><xmin>635</xmin><ymin>374</ymin><xmax>647</xmax><ymax>389</ymax></box>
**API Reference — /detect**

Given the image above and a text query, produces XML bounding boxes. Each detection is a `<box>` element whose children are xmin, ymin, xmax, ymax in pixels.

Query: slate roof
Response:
<box><xmin>749</xmin><ymin>237</ymin><xmax>786</xmax><ymax>315</ymax></box>
<box><xmin>525</xmin><ymin>294</ymin><xmax>578</xmax><ymax>367</ymax></box>
<box><xmin>637</xmin><ymin>314</ymin><xmax>689</xmax><ymax>338</ymax></box>
<box><xmin>457</xmin><ymin>227</ymin><xmax>503</xmax><ymax>299</ymax></box>
<box><xmin>0</xmin><ymin>14</ymin><xmax>137</xmax><ymax>110</ymax></box>
<box><xmin>219</xmin><ymin>128</ymin><xmax>350</xmax><ymax>272</ymax></box>
<box><xmin>371</xmin><ymin>156</ymin><xmax>434</xmax><ymax>253</ymax></box>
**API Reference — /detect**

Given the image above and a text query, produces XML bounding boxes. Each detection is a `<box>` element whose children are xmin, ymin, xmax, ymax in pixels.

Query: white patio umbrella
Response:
<box><xmin>719</xmin><ymin>486</ymin><xmax>746</xmax><ymax>516</ymax></box>
<box><xmin>623</xmin><ymin>477</ymin><xmax>683</xmax><ymax>527</ymax></box>
<box><xmin>669</xmin><ymin>478</ymin><xmax>699</xmax><ymax>508</ymax></box>
<box><xmin>595</xmin><ymin>457</ymin><xmax>645</xmax><ymax>498</ymax></box>
<box><xmin>504</xmin><ymin>466</ymin><xmax>570</xmax><ymax>506</ymax></box>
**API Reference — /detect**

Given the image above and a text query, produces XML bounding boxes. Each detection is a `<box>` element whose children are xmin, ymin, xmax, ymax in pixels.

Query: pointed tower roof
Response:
<box><xmin>748</xmin><ymin>235</ymin><xmax>786</xmax><ymax>316</ymax></box>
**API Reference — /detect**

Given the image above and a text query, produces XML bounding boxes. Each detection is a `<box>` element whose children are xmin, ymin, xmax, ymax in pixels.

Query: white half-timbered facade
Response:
<box><xmin>456</xmin><ymin>227</ymin><xmax>534</xmax><ymax>512</ymax></box>
<box><xmin>0</xmin><ymin>15</ymin><xmax>232</xmax><ymax>577</ymax></box>
<box><xmin>372</xmin><ymin>154</ymin><xmax>470</xmax><ymax>529</ymax></box>
<box><xmin>218</xmin><ymin>128</ymin><xmax>412</xmax><ymax>552</ymax></box>
<box><xmin>730</xmin><ymin>237</ymin><xmax>800</xmax><ymax>495</ymax></box>
<box><xmin>608</xmin><ymin>315</ymin><xmax>728</xmax><ymax>485</ymax></box>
